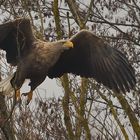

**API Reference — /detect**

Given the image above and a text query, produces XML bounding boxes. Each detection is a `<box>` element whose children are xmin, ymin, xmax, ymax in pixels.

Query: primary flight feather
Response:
<box><xmin>0</xmin><ymin>18</ymin><xmax>136</xmax><ymax>104</ymax></box>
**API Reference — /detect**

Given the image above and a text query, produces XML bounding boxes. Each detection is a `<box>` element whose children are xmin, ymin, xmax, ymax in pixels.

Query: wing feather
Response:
<box><xmin>48</xmin><ymin>30</ymin><xmax>136</xmax><ymax>93</ymax></box>
<box><xmin>0</xmin><ymin>21</ymin><xmax>12</xmax><ymax>42</ymax></box>
<box><xmin>0</xmin><ymin>18</ymin><xmax>35</xmax><ymax>65</ymax></box>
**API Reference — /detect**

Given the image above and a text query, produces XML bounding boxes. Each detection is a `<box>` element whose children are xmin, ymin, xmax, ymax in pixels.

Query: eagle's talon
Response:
<box><xmin>22</xmin><ymin>91</ymin><xmax>33</xmax><ymax>105</ymax></box>
<box><xmin>21</xmin><ymin>92</ymin><xmax>29</xmax><ymax>96</ymax></box>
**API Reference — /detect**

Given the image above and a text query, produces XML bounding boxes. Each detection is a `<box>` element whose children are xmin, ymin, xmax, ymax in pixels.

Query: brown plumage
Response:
<box><xmin>0</xmin><ymin>18</ymin><xmax>136</xmax><ymax>103</ymax></box>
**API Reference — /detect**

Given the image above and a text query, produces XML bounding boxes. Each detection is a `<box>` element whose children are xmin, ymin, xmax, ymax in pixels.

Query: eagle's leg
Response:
<box><xmin>15</xmin><ymin>89</ymin><xmax>21</xmax><ymax>101</ymax></box>
<box><xmin>11</xmin><ymin>71</ymin><xmax>26</xmax><ymax>103</ymax></box>
<box><xmin>22</xmin><ymin>75</ymin><xmax>46</xmax><ymax>105</ymax></box>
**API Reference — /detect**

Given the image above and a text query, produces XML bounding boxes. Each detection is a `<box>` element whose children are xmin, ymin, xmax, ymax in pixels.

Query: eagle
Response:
<box><xmin>0</xmin><ymin>18</ymin><xmax>136</xmax><ymax>104</ymax></box>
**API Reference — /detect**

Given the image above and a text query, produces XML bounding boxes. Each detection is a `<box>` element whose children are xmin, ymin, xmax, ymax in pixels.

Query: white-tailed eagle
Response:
<box><xmin>0</xmin><ymin>18</ymin><xmax>136</xmax><ymax>104</ymax></box>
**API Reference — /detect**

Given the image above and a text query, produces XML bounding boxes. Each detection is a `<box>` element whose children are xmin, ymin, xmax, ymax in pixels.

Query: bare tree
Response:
<box><xmin>0</xmin><ymin>0</ymin><xmax>140</xmax><ymax>140</ymax></box>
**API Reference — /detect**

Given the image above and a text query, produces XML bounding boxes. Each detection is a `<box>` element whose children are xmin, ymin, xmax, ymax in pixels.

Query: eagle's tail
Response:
<box><xmin>0</xmin><ymin>74</ymin><xmax>14</xmax><ymax>97</ymax></box>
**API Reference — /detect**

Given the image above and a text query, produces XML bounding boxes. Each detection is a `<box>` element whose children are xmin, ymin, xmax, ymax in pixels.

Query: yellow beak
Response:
<box><xmin>63</xmin><ymin>41</ymin><xmax>74</xmax><ymax>48</ymax></box>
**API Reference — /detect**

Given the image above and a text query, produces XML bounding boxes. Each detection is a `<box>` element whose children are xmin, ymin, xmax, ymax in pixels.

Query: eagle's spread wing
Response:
<box><xmin>0</xmin><ymin>18</ymin><xmax>35</xmax><ymax>65</ymax></box>
<box><xmin>48</xmin><ymin>30</ymin><xmax>136</xmax><ymax>93</ymax></box>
